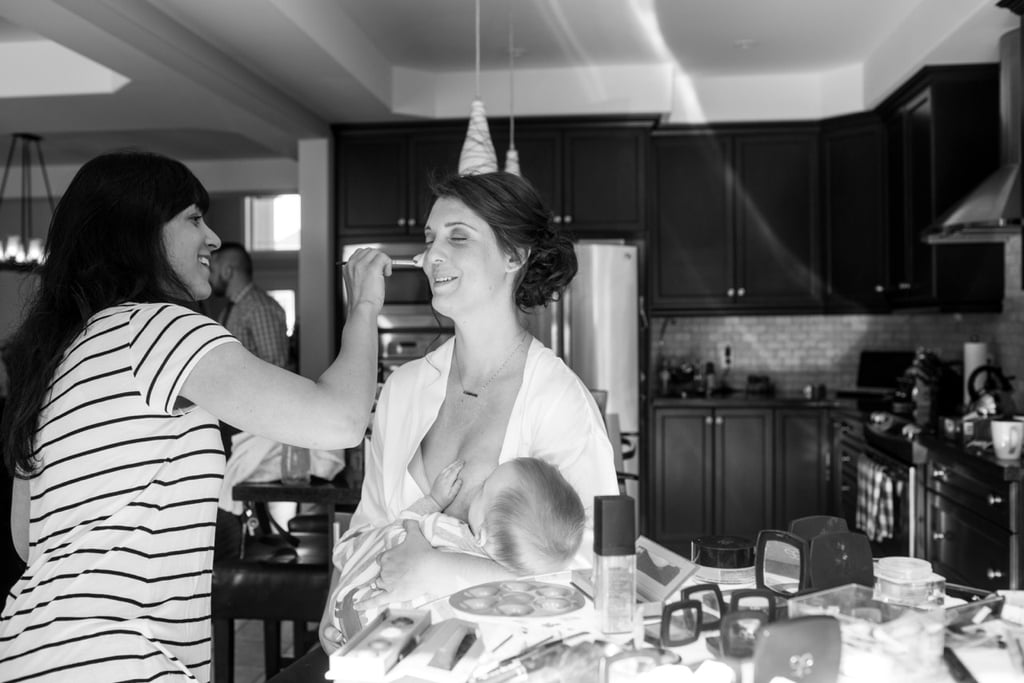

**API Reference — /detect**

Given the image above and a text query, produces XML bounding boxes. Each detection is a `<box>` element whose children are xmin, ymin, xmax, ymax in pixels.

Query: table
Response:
<box><xmin>232</xmin><ymin>478</ymin><xmax>361</xmax><ymax>556</ymax></box>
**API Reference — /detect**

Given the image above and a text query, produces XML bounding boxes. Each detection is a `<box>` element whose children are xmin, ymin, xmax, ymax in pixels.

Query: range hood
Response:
<box><xmin>925</xmin><ymin>27</ymin><xmax>1023</xmax><ymax>244</ymax></box>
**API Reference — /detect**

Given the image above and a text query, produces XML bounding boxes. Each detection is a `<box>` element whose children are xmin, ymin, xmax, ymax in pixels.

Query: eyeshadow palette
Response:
<box><xmin>325</xmin><ymin>607</ymin><xmax>431</xmax><ymax>681</ymax></box>
<box><xmin>448</xmin><ymin>580</ymin><xmax>585</xmax><ymax>619</ymax></box>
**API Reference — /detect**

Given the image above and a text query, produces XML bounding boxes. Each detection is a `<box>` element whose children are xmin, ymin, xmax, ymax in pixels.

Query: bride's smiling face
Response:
<box><xmin>422</xmin><ymin>196</ymin><xmax>517</xmax><ymax>317</ymax></box>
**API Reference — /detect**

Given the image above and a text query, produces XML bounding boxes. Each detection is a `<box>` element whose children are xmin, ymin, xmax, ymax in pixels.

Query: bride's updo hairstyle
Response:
<box><xmin>428</xmin><ymin>172</ymin><xmax>577</xmax><ymax>311</ymax></box>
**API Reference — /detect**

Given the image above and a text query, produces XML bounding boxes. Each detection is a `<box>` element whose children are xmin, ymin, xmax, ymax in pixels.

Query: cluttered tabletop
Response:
<box><xmin>270</xmin><ymin>524</ymin><xmax>1023</xmax><ymax>683</ymax></box>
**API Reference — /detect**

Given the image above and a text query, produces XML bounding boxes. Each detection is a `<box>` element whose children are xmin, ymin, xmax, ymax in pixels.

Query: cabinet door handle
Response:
<box><xmin>933</xmin><ymin>467</ymin><xmax>948</xmax><ymax>481</ymax></box>
<box><xmin>987</xmin><ymin>569</ymin><xmax>1005</xmax><ymax>580</ymax></box>
<box><xmin>727</xmin><ymin>288</ymin><xmax>735</xmax><ymax>297</ymax></box>
<box><xmin>874</xmin><ymin>284</ymin><xmax>884</xmax><ymax>293</ymax></box>
<box><xmin>407</xmin><ymin>218</ymin><xmax>417</xmax><ymax>227</ymax></box>
<box><xmin>397</xmin><ymin>218</ymin><xmax>406</xmax><ymax>227</ymax></box>
<box><xmin>553</xmin><ymin>216</ymin><xmax>562</xmax><ymax>224</ymax></box>
<box><xmin>563</xmin><ymin>215</ymin><xmax>573</xmax><ymax>224</ymax></box>
<box><xmin>931</xmin><ymin>531</ymin><xmax>946</xmax><ymax>541</ymax></box>
<box><xmin>841</xmin><ymin>485</ymin><xmax>851</xmax><ymax>493</ymax></box>
<box><xmin>737</xmin><ymin>287</ymin><xmax>746</xmax><ymax>297</ymax></box>
<box><xmin>705</xmin><ymin>416</ymin><xmax>713</xmax><ymax>425</ymax></box>
<box><xmin>988</xmin><ymin>494</ymin><xmax>1004</xmax><ymax>506</ymax></box>
<box><xmin>898</xmin><ymin>282</ymin><xmax>911</xmax><ymax>291</ymax></box>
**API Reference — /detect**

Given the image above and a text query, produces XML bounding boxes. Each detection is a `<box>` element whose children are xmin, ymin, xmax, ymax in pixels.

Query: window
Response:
<box><xmin>245</xmin><ymin>194</ymin><xmax>300</xmax><ymax>251</ymax></box>
<box><xmin>268</xmin><ymin>289</ymin><xmax>296</xmax><ymax>337</ymax></box>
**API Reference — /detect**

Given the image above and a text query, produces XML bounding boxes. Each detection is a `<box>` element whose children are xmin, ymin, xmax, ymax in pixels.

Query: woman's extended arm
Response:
<box><xmin>180</xmin><ymin>249</ymin><xmax>389</xmax><ymax>450</ymax></box>
<box><xmin>356</xmin><ymin>521</ymin><xmax>514</xmax><ymax>611</ymax></box>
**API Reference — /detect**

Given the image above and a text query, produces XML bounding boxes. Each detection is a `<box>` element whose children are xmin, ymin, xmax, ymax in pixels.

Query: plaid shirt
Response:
<box><xmin>222</xmin><ymin>283</ymin><xmax>289</xmax><ymax>368</ymax></box>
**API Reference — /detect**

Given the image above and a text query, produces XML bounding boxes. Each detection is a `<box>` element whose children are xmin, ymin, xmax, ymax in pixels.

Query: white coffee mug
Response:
<box><xmin>992</xmin><ymin>420</ymin><xmax>1023</xmax><ymax>460</ymax></box>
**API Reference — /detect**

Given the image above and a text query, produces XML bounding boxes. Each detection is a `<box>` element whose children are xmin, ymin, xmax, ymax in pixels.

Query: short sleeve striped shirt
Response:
<box><xmin>0</xmin><ymin>302</ymin><xmax>237</xmax><ymax>683</ymax></box>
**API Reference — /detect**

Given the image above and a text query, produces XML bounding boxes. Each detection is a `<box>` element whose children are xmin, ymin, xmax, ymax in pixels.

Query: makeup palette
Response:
<box><xmin>448</xmin><ymin>580</ymin><xmax>585</xmax><ymax>619</ymax></box>
<box><xmin>325</xmin><ymin>607</ymin><xmax>431</xmax><ymax>681</ymax></box>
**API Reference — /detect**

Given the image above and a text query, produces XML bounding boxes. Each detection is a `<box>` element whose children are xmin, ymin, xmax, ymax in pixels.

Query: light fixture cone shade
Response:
<box><xmin>459</xmin><ymin>98</ymin><xmax>498</xmax><ymax>175</ymax></box>
<box><xmin>504</xmin><ymin>147</ymin><xmax>520</xmax><ymax>176</ymax></box>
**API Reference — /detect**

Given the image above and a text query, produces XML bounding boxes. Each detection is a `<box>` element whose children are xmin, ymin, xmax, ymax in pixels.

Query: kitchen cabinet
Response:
<box><xmin>649</xmin><ymin>404</ymin><xmax>774</xmax><ymax>555</ymax></box>
<box><xmin>335</xmin><ymin>118</ymin><xmax>652</xmax><ymax>239</ymax></box>
<box><xmin>880</xmin><ymin>65</ymin><xmax>1003</xmax><ymax>311</ymax></box>
<box><xmin>505</xmin><ymin>120</ymin><xmax>651</xmax><ymax>235</ymax></box>
<box><xmin>922</xmin><ymin>439</ymin><xmax>1022</xmax><ymax>590</ymax></box>
<box><xmin>821</xmin><ymin>113</ymin><xmax>890</xmax><ymax>312</ymax></box>
<box><xmin>775</xmin><ymin>408</ymin><xmax>830</xmax><ymax>525</ymax></box>
<box><xmin>334</xmin><ymin>125</ymin><xmax>463</xmax><ymax>237</ymax></box>
<box><xmin>650</xmin><ymin>125</ymin><xmax>821</xmax><ymax>313</ymax></box>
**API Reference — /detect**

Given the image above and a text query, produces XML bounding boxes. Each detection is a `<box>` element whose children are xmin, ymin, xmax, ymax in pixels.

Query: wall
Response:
<box><xmin>653</xmin><ymin>235</ymin><xmax>1023</xmax><ymax>407</ymax></box>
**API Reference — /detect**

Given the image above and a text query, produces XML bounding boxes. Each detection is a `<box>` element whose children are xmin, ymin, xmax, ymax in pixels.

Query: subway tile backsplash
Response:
<box><xmin>653</xmin><ymin>236</ymin><xmax>1024</xmax><ymax>406</ymax></box>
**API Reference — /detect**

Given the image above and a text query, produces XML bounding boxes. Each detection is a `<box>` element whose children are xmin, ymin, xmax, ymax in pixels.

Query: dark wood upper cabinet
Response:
<box><xmin>651</xmin><ymin>126</ymin><xmax>821</xmax><ymax>314</ymax></box>
<box><xmin>651</xmin><ymin>131</ymin><xmax>733</xmax><ymax>310</ymax></box>
<box><xmin>880</xmin><ymin>66</ymin><xmax>1004</xmax><ymax>311</ymax></box>
<box><xmin>334</xmin><ymin>125</ymin><xmax>463</xmax><ymax>237</ymax></box>
<box><xmin>336</xmin><ymin>118</ymin><xmax>652</xmax><ymax>239</ymax></box>
<box><xmin>505</xmin><ymin>121</ymin><xmax>651</xmax><ymax>235</ymax></box>
<box><xmin>821</xmin><ymin>113</ymin><xmax>890</xmax><ymax>312</ymax></box>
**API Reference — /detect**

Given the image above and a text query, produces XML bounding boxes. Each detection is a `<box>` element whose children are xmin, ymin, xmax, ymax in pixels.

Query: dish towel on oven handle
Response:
<box><xmin>855</xmin><ymin>454</ymin><xmax>896</xmax><ymax>543</ymax></box>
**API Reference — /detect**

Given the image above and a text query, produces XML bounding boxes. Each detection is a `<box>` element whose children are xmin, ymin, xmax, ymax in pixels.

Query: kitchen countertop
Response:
<box><xmin>651</xmin><ymin>392</ymin><xmax>842</xmax><ymax>409</ymax></box>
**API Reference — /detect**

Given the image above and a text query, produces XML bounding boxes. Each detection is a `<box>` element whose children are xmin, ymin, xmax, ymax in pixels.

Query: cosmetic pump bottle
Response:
<box><xmin>593</xmin><ymin>495</ymin><xmax>636</xmax><ymax>635</ymax></box>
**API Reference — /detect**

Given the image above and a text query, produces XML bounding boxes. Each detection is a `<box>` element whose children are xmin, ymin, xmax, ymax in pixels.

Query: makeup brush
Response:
<box><xmin>336</xmin><ymin>255</ymin><xmax>423</xmax><ymax>268</ymax></box>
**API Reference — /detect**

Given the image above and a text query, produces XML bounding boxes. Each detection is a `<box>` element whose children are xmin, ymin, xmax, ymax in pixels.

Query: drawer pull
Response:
<box><xmin>931</xmin><ymin>531</ymin><xmax>945</xmax><ymax>541</ymax></box>
<box><xmin>932</xmin><ymin>467</ymin><xmax>948</xmax><ymax>481</ymax></box>
<box><xmin>988</xmin><ymin>494</ymin><xmax>1004</xmax><ymax>506</ymax></box>
<box><xmin>987</xmin><ymin>569</ymin><xmax>1004</xmax><ymax>580</ymax></box>
<box><xmin>705</xmin><ymin>416</ymin><xmax>713</xmax><ymax>426</ymax></box>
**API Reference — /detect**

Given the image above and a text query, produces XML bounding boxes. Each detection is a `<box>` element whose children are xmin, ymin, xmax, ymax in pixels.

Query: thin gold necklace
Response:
<box><xmin>454</xmin><ymin>333</ymin><xmax>528</xmax><ymax>399</ymax></box>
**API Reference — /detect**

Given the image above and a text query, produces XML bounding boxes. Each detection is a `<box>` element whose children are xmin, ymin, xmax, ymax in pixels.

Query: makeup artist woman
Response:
<box><xmin>0</xmin><ymin>150</ymin><xmax>389</xmax><ymax>683</ymax></box>
<box><xmin>319</xmin><ymin>172</ymin><xmax>619</xmax><ymax>652</ymax></box>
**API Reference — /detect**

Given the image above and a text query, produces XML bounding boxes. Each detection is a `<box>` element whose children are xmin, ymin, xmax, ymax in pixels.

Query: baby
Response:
<box><xmin>329</xmin><ymin>457</ymin><xmax>585</xmax><ymax>637</ymax></box>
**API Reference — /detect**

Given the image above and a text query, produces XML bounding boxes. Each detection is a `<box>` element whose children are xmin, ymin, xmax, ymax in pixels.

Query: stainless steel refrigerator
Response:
<box><xmin>522</xmin><ymin>241</ymin><xmax>641</xmax><ymax>503</ymax></box>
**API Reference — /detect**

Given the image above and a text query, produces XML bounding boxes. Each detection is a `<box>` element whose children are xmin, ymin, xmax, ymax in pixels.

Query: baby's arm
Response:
<box><xmin>428</xmin><ymin>459</ymin><xmax>464</xmax><ymax>511</ymax></box>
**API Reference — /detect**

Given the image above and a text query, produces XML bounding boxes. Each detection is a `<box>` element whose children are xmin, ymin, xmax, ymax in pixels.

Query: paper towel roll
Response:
<box><xmin>964</xmin><ymin>341</ymin><xmax>989</xmax><ymax>404</ymax></box>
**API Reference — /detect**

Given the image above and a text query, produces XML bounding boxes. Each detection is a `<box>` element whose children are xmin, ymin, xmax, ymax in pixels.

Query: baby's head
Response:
<box><xmin>467</xmin><ymin>458</ymin><xmax>586</xmax><ymax>576</ymax></box>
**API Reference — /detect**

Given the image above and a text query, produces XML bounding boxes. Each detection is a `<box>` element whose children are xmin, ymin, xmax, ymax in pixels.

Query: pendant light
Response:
<box><xmin>458</xmin><ymin>0</ymin><xmax>498</xmax><ymax>175</ymax></box>
<box><xmin>504</xmin><ymin>10</ymin><xmax>520</xmax><ymax>176</ymax></box>
<box><xmin>0</xmin><ymin>133</ymin><xmax>54</xmax><ymax>272</ymax></box>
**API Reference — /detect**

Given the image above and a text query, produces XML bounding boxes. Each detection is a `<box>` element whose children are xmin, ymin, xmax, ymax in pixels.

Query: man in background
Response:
<box><xmin>208</xmin><ymin>242</ymin><xmax>293</xmax><ymax>558</ymax></box>
<box><xmin>209</xmin><ymin>241</ymin><xmax>290</xmax><ymax>370</ymax></box>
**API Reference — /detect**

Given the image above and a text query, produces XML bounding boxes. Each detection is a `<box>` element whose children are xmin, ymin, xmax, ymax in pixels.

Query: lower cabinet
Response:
<box><xmin>650</xmin><ymin>405</ymin><xmax>832</xmax><ymax>557</ymax></box>
<box><xmin>922</xmin><ymin>443</ymin><xmax>1020</xmax><ymax>590</ymax></box>
<box><xmin>775</xmin><ymin>409</ymin><xmax>830</xmax><ymax>525</ymax></box>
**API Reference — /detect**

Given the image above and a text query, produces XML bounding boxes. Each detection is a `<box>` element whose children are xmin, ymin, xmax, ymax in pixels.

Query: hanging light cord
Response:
<box><xmin>508</xmin><ymin>11</ymin><xmax>515</xmax><ymax>150</ymax></box>
<box><xmin>474</xmin><ymin>0</ymin><xmax>481</xmax><ymax>97</ymax></box>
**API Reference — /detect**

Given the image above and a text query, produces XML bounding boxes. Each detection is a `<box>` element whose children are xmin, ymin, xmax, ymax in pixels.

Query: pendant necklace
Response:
<box><xmin>454</xmin><ymin>333</ymin><xmax>529</xmax><ymax>402</ymax></box>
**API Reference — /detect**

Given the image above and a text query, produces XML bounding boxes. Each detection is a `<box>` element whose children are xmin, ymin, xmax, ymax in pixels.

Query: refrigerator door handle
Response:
<box><xmin>562</xmin><ymin>284</ymin><xmax>572</xmax><ymax>368</ymax></box>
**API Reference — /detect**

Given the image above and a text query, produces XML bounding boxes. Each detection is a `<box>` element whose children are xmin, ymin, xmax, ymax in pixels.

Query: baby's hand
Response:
<box><xmin>430</xmin><ymin>459</ymin><xmax>464</xmax><ymax>510</ymax></box>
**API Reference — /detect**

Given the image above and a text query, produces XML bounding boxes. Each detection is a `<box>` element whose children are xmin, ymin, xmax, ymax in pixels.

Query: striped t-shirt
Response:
<box><xmin>0</xmin><ymin>302</ymin><xmax>237</xmax><ymax>683</ymax></box>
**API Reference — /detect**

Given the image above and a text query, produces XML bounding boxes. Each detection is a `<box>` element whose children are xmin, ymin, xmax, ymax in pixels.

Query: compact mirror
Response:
<box><xmin>755</xmin><ymin>530</ymin><xmax>806</xmax><ymax>596</ymax></box>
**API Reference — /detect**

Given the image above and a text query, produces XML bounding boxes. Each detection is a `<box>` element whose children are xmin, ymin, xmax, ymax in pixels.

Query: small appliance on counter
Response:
<box><xmin>834</xmin><ymin>349</ymin><xmax>915</xmax><ymax>412</ymax></box>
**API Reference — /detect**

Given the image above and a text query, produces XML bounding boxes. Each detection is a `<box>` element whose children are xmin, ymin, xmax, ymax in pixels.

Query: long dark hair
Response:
<box><xmin>429</xmin><ymin>172</ymin><xmax>577</xmax><ymax>310</ymax></box>
<box><xmin>2</xmin><ymin>149</ymin><xmax>209</xmax><ymax>476</ymax></box>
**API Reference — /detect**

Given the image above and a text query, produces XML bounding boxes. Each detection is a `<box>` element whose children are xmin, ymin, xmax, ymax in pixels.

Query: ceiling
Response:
<box><xmin>0</xmin><ymin>0</ymin><xmax>1017</xmax><ymax>167</ymax></box>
